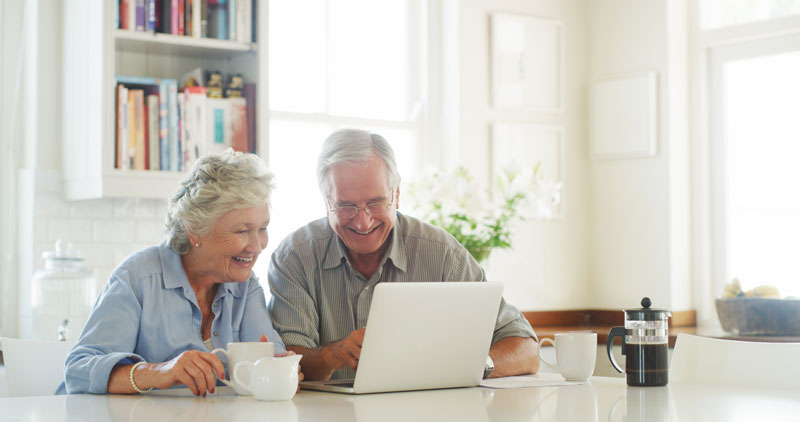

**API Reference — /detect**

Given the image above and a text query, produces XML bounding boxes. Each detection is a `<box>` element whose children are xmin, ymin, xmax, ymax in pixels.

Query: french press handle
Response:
<box><xmin>606</xmin><ymin>326</ymin><xmax>626</xmax><ymax>373</ymax></box>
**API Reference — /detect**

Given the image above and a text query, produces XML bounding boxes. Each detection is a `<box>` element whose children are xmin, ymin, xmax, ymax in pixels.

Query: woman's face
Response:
<box><xmin>192</xmin><ymin>203</ymin><xmax>270</xmax><ymax>283</ymax></box>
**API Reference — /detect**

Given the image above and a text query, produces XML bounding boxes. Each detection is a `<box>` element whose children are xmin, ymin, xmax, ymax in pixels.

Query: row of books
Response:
<box><xmin>115</xmin><ymin>75</ymin><xmax>256</xmax><ymax>172</ymax></box>
<box><xmin>117</xmin><ymin>0</ymin><xmax>255</xmax><ymax>42</ymax></box>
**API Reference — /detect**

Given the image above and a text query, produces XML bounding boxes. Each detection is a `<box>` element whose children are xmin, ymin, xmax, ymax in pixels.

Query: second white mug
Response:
<box><xmin>537</xmin><ymin>332</ymin><xmax>597</xmax><ymax>381</ymax></box>
<box><xmin>211</xmin><ymin>341</ymin><xmax>275</xmax><ymax>395</ymax></box>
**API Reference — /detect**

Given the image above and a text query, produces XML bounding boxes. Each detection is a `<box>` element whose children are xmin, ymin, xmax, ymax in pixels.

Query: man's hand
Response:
<box><xmin>287</xmin><ymin>327</ymin><xmax>366</xmax><ymax>381</ymax></box>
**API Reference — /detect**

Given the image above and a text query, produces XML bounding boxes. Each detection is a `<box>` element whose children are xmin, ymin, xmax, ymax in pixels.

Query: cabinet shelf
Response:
<box><xmin>62</xmin><ymin>1</ymin><xmax>267</xmax><ymax>201</ymax></box>
<box><xmin>114</xmin><ymin>29</ymin><xmax>256</xmax><ymax>57</ymax></box>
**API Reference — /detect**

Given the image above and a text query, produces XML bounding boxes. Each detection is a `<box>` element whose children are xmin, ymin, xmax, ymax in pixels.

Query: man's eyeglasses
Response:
<box><xmin>327</xmin><ymin>192</ymin><xmax>395</xmax><ymax>220</ymax></box>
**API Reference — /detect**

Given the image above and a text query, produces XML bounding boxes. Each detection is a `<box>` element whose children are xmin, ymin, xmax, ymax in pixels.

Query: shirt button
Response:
<box><xmin>213</xmin><ymin>331</ymin><xmax>219</xmax><ymax>337</ymax></box>
<box><xmin>213</xmin><ymin>301</ymin><xmax>219</xmax><ymax>307</ymax></box>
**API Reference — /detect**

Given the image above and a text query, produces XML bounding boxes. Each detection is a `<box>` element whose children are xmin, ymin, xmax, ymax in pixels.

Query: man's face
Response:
<box><xmin>326</xmin><ymin>154</ymin><xmax>399</xmax><ymax>261</ymax></box>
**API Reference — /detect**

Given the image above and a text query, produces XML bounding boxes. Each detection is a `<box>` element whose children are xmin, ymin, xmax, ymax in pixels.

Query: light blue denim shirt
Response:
<box><xmin>59</xmin><ymin>241</ymin><xmax>285</xmax><ymax>394</ymax></box>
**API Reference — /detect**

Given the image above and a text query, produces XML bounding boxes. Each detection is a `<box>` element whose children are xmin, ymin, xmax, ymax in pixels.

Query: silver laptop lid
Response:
<box><xmin>351</xmin><ymin>281</ymin><xmax>503</xmax><ymax>394</ymax></box>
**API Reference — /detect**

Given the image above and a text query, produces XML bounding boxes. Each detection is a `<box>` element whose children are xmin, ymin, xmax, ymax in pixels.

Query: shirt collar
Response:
<box><xmin>320</xmin><ymin>212</ymin><xmax>408</xmax><ymax>273</ymax></box>
<box><xmin>159</xmin><ymin>241</ymin><xmax>247</xmax><ymax>298</ymax></box>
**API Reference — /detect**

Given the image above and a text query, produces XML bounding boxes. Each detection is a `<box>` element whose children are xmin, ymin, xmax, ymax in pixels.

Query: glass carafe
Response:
<box><xmin>31</xmin><ymin>240</ymin><xmax>95</xmax><ymax>341</ymax></box>
<box><xmin>607</xmin><ymin>297</ymin><xmax>671</xmax><ymax>386</ymax></box>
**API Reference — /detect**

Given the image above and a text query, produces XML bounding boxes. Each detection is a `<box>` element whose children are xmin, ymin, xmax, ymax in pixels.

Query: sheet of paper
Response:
<box><xmin>479</xmin><ymin>374</ymin><xmax>586</xmax><ymax>389</ymax></box>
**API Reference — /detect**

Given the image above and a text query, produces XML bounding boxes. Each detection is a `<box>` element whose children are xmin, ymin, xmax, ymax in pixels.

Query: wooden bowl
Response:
<box><xmin>716</xmin><ymin>298</ymin><xmax>800</xmax><ymax>336</ymax></box>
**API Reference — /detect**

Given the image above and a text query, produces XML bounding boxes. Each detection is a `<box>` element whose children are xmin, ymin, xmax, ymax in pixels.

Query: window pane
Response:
<box><xmin>268</xmin><ymin>0</ymin><xmax>328</xmax><ymax>113</ymax></box>
<box><xmin>254</xmin><ymin>120</ymin><xmax>334</xmax><ymax>282</ymax></box>
<box><xmin>328</xmin><ymin>0</ymin><xmax>410</xmax><ymax>120</ymax></box>
<box><xmin>724</xmin><ymin>50</ymin><xmax>800</xmax><ymax>297</ymax></box>
<box><xmin>701</xmin><ymin>0</ymin><xmax>800</xmax><ymax>29</ymax></box>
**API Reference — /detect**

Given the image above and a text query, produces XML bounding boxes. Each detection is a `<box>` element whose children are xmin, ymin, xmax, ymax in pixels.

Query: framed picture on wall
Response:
<box><xmin>491</xmin><ymin>122</ymin><xmax>564</xmax><ymax>219</ymax></box>
<box><xmin>490</xmin><ymin>13</ymin><xmax>563</xmax><ymax>113</ymax></box>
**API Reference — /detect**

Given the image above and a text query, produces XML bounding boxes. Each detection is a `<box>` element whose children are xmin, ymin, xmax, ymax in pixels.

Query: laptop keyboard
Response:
<box><xmin>325</xmin><ymin>381</ymin><xmax>354</xmax><ymax>388</ymax></box>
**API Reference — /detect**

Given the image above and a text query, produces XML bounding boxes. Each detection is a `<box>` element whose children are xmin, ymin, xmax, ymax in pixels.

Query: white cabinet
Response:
<box><xmin>62</xmin><ymin>0</ymin><xmax>267</xmax><ymax>200</ymax></box>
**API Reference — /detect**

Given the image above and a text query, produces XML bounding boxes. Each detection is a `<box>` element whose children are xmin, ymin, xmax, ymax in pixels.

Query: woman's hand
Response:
<box><xmin>144</xmin><ymin>350</ymin><xmax>226</xmax><ymax>396</ymax></box>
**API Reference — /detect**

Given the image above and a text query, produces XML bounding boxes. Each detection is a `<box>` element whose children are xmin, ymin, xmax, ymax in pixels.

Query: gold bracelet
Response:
<box><xmin>130</xmin><ymin>361</ymin><xmax>153</xmax><ymax>394</ymax></box>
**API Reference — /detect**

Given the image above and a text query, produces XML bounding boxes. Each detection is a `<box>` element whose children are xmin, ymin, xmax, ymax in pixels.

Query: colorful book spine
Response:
<box><xmin>147</xmin><ymin>0</ymin><xmax>157</xmax><ymax>32</ymax></box>
<box><xmin>133</xmin><ymin>89</ymin><xmax>146</xmax><ymax>170</ymax></box>
<box><xmin>192</xmin><ymin>0</ymin><xmax>201</xmax><ymax>37</ymax></box>
<box><xmin>178</xmin><ymin>0</ymin><xmax>185</xmax><ymax>35</ymax></box>
<box><xmin>159</xmin><ymin>0</ymin><xmax>171</xmax><ymax>33</ymax></box>
<box><xmin>178</xmin><ymin>91</ymin><xmax>186</xmax><ymax>170</ymax></box>
<box><xmin>135</xmin><ymin>0</ymin><xmax>146</xmax><ymax>31</ymax></box>
<box><xmin>168</xmin><ymin>79</ymin><xmax>179</xmax><ymax>170</ymax></box>
<box><xmin>127</xmin><ymin>90</ymin><xmax>136</xmax><ymax>169</ymax></box>
<box><xmin>120</xmin><ymin>0</ymin><xmax>130</xmax><ymax>30</ymax></box>
<box><xmin>116</xmin><ymin>84</ymin><xmax>129</xmax><ymax>168</ymax></box>
<box><xmin>184</xmin><ymin>86</ymin><xmax>207</xmax><ymax>168</ymax></box>
<box><xmin>243</xmin><ymin>83</ymin><xmax>256</xmax><ymax>153</ymax></box>
<box><xmin>171</xmin><ymin>0</ymin><xmax>179</xmax><ymax>34</ymax></box>
<box><xmin>147</xmin><ymin>94</ymin><xmax>160</xmax><ymax>171</ymax></box>
<box><xmin>158</xmin><ymin>79</ymin><xmax>170</xmax><ymax>170</ymax></box>
<box><xmin>129</xmin><ymin>0</ymin><xmax>137</xmax><ymax>31</ymax></box>
<box><xmin>229</xmin><ymin>97</ymin><xmax>248</xmax><ymax>153</ymax></box>
<box><xmin>229</xmin><ymin>0</ymin><xmax>236</xmax><ymax>41</ymax></box>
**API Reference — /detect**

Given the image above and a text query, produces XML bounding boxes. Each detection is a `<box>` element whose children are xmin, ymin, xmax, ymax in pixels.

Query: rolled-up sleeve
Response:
<box><xmin>240</xmin><ymin>277</ymin><xmax>286</xmax><ymax>353</ymax></box>
<box><xmin>63</xmin><ymin>272</ymin><xmax>145</xmax><ymax>394</ymax></box>
<box><xmin>267</xmin><ymin>248</ymin><xmax>320</xmax><ymax>349</ymax></box>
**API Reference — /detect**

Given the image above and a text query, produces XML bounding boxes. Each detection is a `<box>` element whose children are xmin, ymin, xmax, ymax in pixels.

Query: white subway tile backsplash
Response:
<box><xmin>46</xmin><ymin>218</ymin><xmax>94</xmax><ymax>242</ymax></box>
<box><xmin>113</xmin><ymin>199</ymin><xmax>155</xmax><ymax>219</ymax></box>
<box><xmin>136</xmin><ymin>221</ymin><xmax>167</xmax><ymax>243</ymax></box>
<box><xmin>72</xmin><ymin>242</ymin><xmax>116</xmax><ymax>269</ymax></box>
<box><xmin>34</xmin><ymin>195</ymin><xmax>70</xmax><ymax>217</ymax></box>
<box><xmin>93</xmin><ymin>220</ymin><xmax>135</xmax><ymax>242</ymax></box>
<box><xmin>70</xmin><ymin>199</ymin><xmax>113</xmax><ymax>218</ymax></box>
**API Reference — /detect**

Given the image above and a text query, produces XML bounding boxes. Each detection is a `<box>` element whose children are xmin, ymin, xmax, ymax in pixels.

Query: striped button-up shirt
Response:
<box><xmin>268</xmin><ymin>212</ymin><xmax>536</xmax><ymax>379</ymax></box>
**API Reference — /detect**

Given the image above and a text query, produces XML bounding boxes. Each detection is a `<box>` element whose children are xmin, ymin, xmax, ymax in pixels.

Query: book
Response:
<box><xmin>243</xmin><ymin>82</ymin><xmax>256</xmax><ymax>153</ymax></box>
<box><xmin>229</xmin><ymin>0</ymin><xmax>236</xmax><ymax>42</ymax></box>
<box><xmin>159</xmin><ymin>0</ymin><xmax>171</xmax><ymax>33</ymax></box>
<box><xmin>171</xmin><ymin>0</ymin><xmax>179</xmax><ymax>34</ymax></box>
<box><xmin>206</xmin><ymin>97</ymin><xmax>231</xmax><ymax>155</ymax></box>
<box><xmin>147</xmin><ymin>0</ymin><xmax>156</xmax><ymax>32</ymax></box>
<box><xmin>135</xmin><ymin>0</ymin><xmax>145</xmax><ymax>31</ymax></box>
<box><xmin>127</xmin><ymin>89</ymin><xmax>136</xmax><ymax>169</ymax></box>
<box><xmin>158</xmin><ymin>79</ymin><xmax>170</xmax><ymax>170</ymax></box>
<box><xmin>133</xmin><ymin>89</ymin><xmax>146</xmax><ymax>170</ymax></box>
<box><xmin>229</xmin><ymin>97</ymin><xmax>248</xmax><ymax>153</ymax></box>
<box><xmin>178</xmin><ymin>0</ymin><xmax>185</xmax><ymax>35</ymax></box>
<box><xmin>178</xmin><ymin>91</ymin><xmax>186</xmax><ymax>170</ymax></box>
<box><xmin>184</xmin><ymin>86</ymin><xmax>207</xmax><ymax>169</ymax></box>
<box><xmin>116</xmin><ymin>84</ymin><xmax>129</xmax><ymax>168</ymax></box>
<box><xmin>168</xmin><ymin>79</ymin><xmax>179</xmax><ymax>170</ymax></box>
<box><xmin>129</xmin><ymin>0</ymin><xmax>137</xmax><ymax>31</ymax></box>
<box><xmin>192</xmin><ymin>0</ymin><xmax>202</xmax><ymax>37</ymax></box>
<box><xmin>147</xmin><ymin>94</ymin><xmax>160</xmax><ymax>171</ymax></box>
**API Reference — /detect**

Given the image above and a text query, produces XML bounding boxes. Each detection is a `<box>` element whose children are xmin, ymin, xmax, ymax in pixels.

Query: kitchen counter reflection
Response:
<box><xmin>1</xmin><ymin>375</ymin><xmax>799</xmax><ymax>421</ymax></box>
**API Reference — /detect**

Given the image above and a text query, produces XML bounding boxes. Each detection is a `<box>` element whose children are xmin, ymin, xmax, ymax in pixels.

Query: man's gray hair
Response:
<box><xmin>166</xmin><ymin>149</ymin><xmax>276</xmax><ymax>254</ymax></box>
<box><xmin>316</xmin><ymin>128</ymin><xmax>401</xmax><ymax>196</ymax></box>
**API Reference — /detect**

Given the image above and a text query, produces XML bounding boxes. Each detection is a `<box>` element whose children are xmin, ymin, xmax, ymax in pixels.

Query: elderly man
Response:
<box><xmin>268</xmin><ymin>128</ymin><xmax>539</xmax><ymax>381</ymax></box>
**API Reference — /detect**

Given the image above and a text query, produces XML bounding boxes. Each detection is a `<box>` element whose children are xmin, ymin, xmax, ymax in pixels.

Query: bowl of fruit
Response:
<box><xmin>716</xmin><ymin>279</ymin><xmax>800</xmax><ymax>336</ymax></box>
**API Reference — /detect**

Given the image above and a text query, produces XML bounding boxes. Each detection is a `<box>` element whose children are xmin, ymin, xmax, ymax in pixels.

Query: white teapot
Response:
<box><xmin>234</xmin><ymin>355</ymin><xmax>302</xmax><ymax>401</ymax></box>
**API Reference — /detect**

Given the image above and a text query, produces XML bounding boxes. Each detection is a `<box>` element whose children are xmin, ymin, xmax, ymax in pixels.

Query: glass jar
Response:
<box><xmin>31</xmin><ymin>240</ymin><xmax>95</xmax><ymax>341</ymax></box>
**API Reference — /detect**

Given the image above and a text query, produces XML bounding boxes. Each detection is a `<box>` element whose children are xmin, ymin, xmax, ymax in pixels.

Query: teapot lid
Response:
<box><xmin>623</xmin><ymin>297</ymin><xmax>671</xmax><ymax>320</ymax></box>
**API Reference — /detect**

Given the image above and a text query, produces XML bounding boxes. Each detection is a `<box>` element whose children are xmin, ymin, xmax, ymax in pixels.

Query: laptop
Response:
<box><xmin>300</xmin><ymin>281</ymin><xmax>503</xmax><ymax>394</ymax></box>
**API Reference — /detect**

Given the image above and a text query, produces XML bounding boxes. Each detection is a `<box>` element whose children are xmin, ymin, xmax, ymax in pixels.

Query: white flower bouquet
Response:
<box><xmin>407</xmin><ymin>163</ymin><xmax>561</xmax><ymax>263</ymax></box>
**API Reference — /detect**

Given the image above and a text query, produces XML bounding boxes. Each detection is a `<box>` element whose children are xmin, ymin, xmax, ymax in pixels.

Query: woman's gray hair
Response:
<box><xmin>166</xmin><ymin>149</ymin><xmax>276</xmax><ymax>254</ymax></box>
<box><xmin>316</xmin><ymin>128</ymin><xmax>401</xmax><ymax>196</ymax></box>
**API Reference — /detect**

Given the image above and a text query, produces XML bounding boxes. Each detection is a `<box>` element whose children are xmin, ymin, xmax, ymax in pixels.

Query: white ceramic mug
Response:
<box><xmin>211</xmin><ymin>342</ymin><xmax>275</xmax><ymax>395</ymax></box>
<box><xmin>537</xmin><ymin>332</ymin><xmax>597</xmax><ymax>381</ymax></box>
<box><xmin>234</xmin><ymin>355</ymin><xmax>302</xmax><ymax>401</ymax></box>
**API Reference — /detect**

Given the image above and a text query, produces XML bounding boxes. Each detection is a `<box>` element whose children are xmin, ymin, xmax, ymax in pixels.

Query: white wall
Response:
<box><xmin>587</xmin><ymin>0</ymin><xmax>691</xmax><ymax>311</ymax></box>
<box><xmin>448</xmin><ymin>0</ymin><xmax>591</xmax><ymax>310</ymax></box>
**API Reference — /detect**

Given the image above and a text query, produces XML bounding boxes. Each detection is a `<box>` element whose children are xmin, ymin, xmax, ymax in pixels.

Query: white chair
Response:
<box><xmin>669</xmin><ymin>333</ymin><xmax>800</xmax><ymax>389</ymax></box>
<box><xmin>0</xmin><ymin>337</ymin><xmax>75</xmax><ymax>397</ymax></box>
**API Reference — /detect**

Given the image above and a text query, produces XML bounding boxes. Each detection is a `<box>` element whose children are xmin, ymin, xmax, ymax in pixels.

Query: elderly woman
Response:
<box><xmin>60</xmin><ymin>149</ymin><xmax>291</xmax><ymax>396</ymax></box>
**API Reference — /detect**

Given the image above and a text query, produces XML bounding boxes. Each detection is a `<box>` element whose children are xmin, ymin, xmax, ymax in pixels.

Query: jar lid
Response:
<box><xmin>623</xmin><ymin>297</ymin><xmax>672</xmax><ymax>320</ymax></box>
<box><xmin>42</xmin><ymin>239</ymin><xmax>84</xmax><ymax>261</ymax></box>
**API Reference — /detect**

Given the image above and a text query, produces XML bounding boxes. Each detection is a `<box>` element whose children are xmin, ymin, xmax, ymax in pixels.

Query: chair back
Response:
<box><xmin>1</xmin><ymin>337</ymin><xmax>75</xmax><ymax>397</ymax></box>
<box><xmin>669</xmin><ymin>333</ymin><xmax>800</xmax><ymax>389</ymax></box>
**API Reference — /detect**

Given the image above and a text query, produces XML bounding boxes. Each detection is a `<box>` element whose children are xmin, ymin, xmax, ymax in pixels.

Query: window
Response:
<box><xmin>258</xmin><ymin>0</ymin><xmax>426</xmax><ymax>280</ymax></box>
<box><xmin>700</xmin><ymin>0</ymin><xmax>800</xmax><ymax>29</ymax></box>
<box><xmin>707</xmin><ymin>27</ymin><xmax>800</xmax><ymax>300</ymax></box>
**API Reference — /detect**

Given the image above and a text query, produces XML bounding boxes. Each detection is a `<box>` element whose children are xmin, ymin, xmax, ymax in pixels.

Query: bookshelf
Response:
<box><xmin>62</xmin><ymin>1</ymin><xmax>267</xmax><ymax>200</ymax></box>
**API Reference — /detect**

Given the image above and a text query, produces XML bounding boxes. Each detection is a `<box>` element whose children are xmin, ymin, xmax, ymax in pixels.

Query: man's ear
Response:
<box><xmin>394</xmin><ymin>186</ymin><xmax>400</xmax><ymax>209</ymax></box>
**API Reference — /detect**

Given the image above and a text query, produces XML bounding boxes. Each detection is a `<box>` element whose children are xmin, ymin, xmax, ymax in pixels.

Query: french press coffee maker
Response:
<box><xmin>606</xmin><ymin>297</ymin><xmax>671</xmax><ymax>386</ymax></box>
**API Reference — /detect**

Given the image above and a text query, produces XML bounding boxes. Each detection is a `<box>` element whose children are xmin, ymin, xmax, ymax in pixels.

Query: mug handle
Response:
<box><xmin>537</xmin><ymin>338</ymin><xmax>558</xmax><ymax>370</ymax></box>
<box><xmin>606</xmin><ymin>326</ymin><xmax>626</xmax><ymax>373</ymax></box>
<box><xmin>210</xmin><ymin>348</ymin><xmax>235</xmax><ymax>387</ymax></box>
<box><xmin>234</xmin><ymin>361</ymin><xmax>256</xmax><ymax>393</ymax></box>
